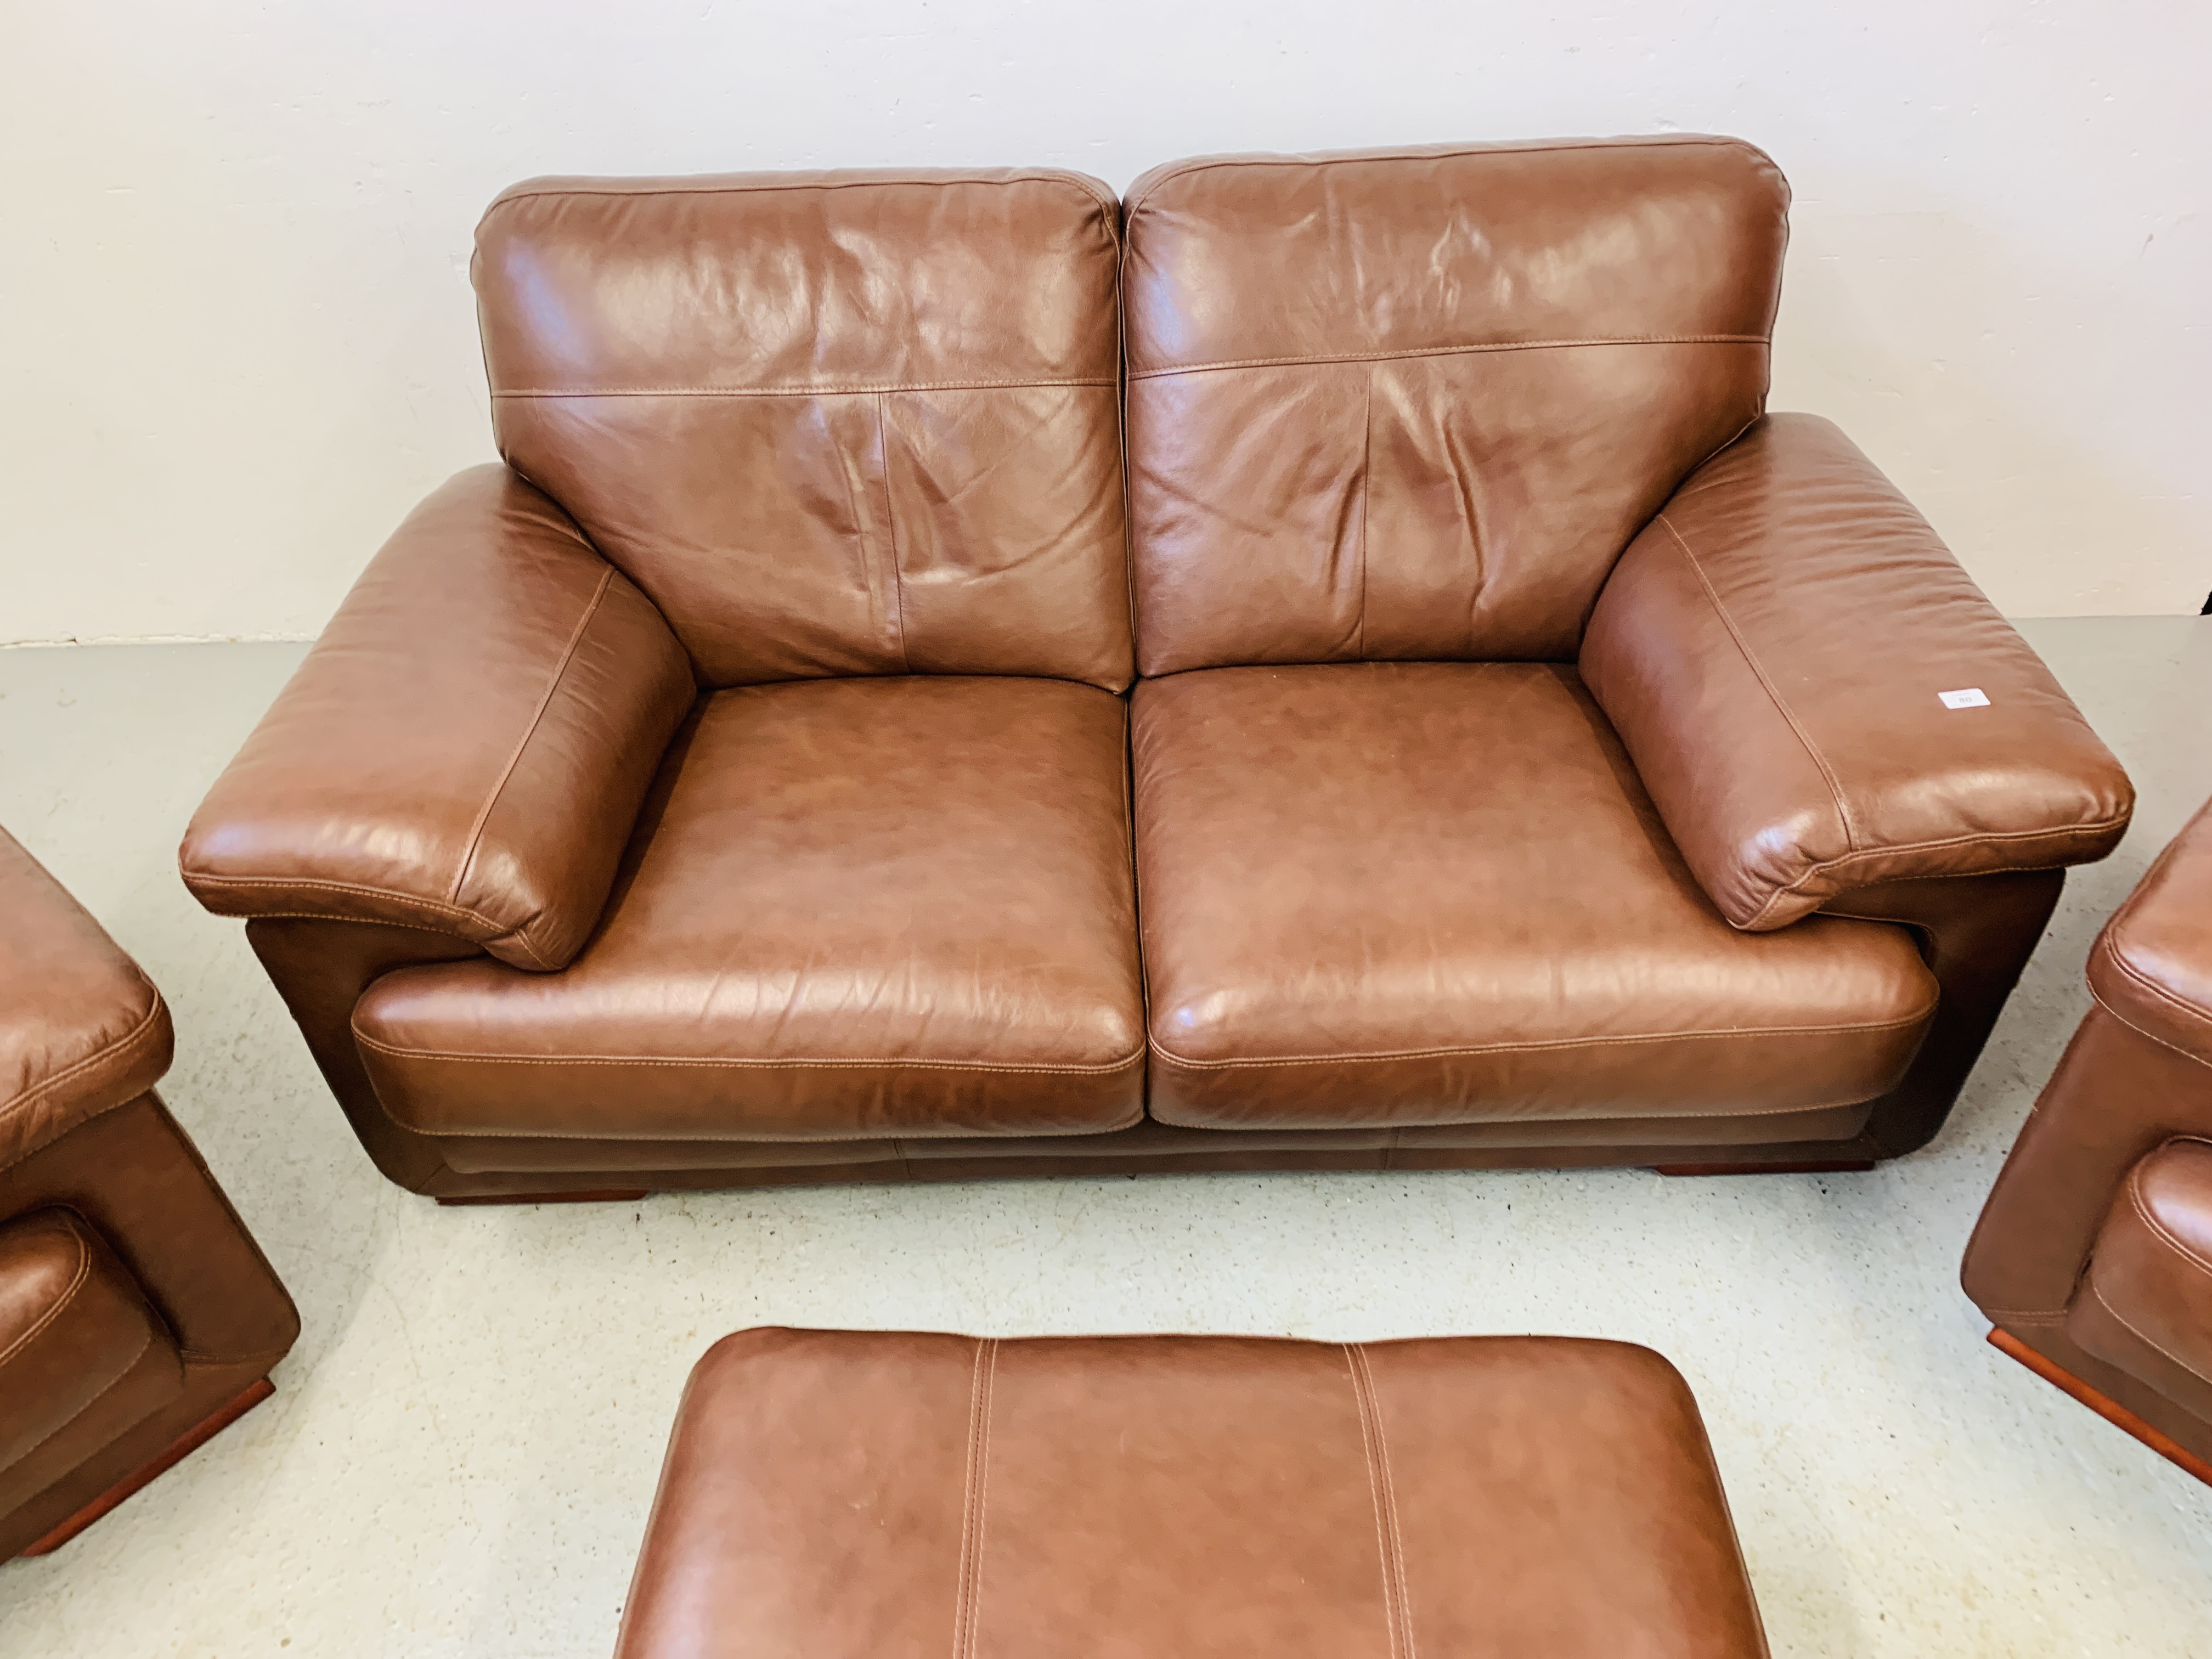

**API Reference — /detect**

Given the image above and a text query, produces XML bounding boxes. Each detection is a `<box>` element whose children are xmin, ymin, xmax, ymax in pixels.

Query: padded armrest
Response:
<box><xmin>0</xmin><ymin>830</ymin><xmax>174</xmax><ymax>1169</ymax></box>
<box><xmin>2089</xmin><ymin>794</ymin><xmax>2212</xmax><ymax>1066</ymax></box>
<box><xmin>1581</xmin><ymin>414</ymin><xmax>2132</xmax><ymax>932</ymax></box>
<box><xmin>180</xmin><ymin>465</ymin><xmax>695</xmax><ymax>971</ymax></box>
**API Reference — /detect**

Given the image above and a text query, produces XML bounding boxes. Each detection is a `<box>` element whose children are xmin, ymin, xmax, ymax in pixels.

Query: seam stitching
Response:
<box><xmin>183</xmin><ymin>873</ymin><xmax>503</xmax><ymax>931</ymax></box>
<box><xmin>1122</xmin><ymin>134</ymin><xmax>1769</xmax><ymax>216</ymax></box>
<box><xmin>876</xmin><ymin>391</ymin><xmax>912</xmax><ymax>673</ymax></box>
<box><xmin>492</xmin><ymin>376</ymin><xmax>1115</xmax><ymax>399</ymax></box>
<box><xmin>352</xmin><ymin>1029</ymin><xmax>1148</xmax><ymax>1076</ymax></box>
<box><xmin>1148</xmin><ymin>1001</ymin><xmax>1936</xmax><ymax>1071</ymax></box>
<box><xmin>2086</xmin><ymin>970</ymin><xmax>2212</xmax><ymax>1074</ymax></box>
<box><xmin>1356</xmin><ymin>365</ymin><xmax>1374</xmax><ymax>658</ymax></box>
<box><xmin>2126</xmin><ymin>1164</ymin><xmax>2212</xmax><ymax>1280</ymax></box>
<box><xmin>5</xmin><ymin>1329</ymin><xmax>157</xmax><ymax>1469</ymax></box>
<box><xmin>0</xmin><ymin>1226</ymin><xmax>93</xmax><ymax>1373</ymax></box>
<box><xmin>0</xmin><ymin>990</ymin><xmax>167</xmax><ymax>1135</ymax></box>
<box><xmin>448</xmin><ymin>567</ymin><xmax>613</xmax><ymax>935</ymax></box>
<box><xmin>952</xmin><ymin>1338</ymin><xmax>998</xmax><ymax>1659</ymax></box>
<box><xmin>487</xmin><ymin>170</ymin><xmax>1119</xmax><ymax>221</ymax></box>
<box><xmin>2085</xmin><ymin>1280</ymin><xmax>2212</xmax><ymax>1388</ymax></box>
<box><xmin>2101</xmin><ymin>933</ymin><xmax>2212</xmax><ymax>1043</ymax></box>
<box><xmin>1129</xmin><ymin>335</ymin><xmax>1766</xmax><ymax>380</ymax></box>
<box><xmin>1660</xmin><ymin>513</ymin><xmax>1860</xmax><ymax>857</ymax></box>
<box><xmin>1347</xmin><ymin>1344</ymin><xmax>1415</xmax><ymax>1659</ymax></box>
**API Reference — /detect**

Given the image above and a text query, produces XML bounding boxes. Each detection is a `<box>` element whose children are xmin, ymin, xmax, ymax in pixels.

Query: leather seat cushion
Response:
<box><xmin>2069</xmin><ymin>1138</ymin><xmax>2212</xmax><ymax>1418</ymax></box>
<box><xmin>353</xmin><ymin>676</ymin><xmax>1146</xmax><ymax>1143</ymax></box>
<box><xmin>614</xmin><ymin>1328</ymin><xmax>1766</xmax><ymax>1659</ymax></box>
<box><xmin>0</xmin><ymin>1209</ymin><xmax>183</xmax><ymax>1479</ymax></box>
<box><xmin>1133</xmin><ymin>661</ymin><xmax>1938</xmax><ymax>1130</ymax></box>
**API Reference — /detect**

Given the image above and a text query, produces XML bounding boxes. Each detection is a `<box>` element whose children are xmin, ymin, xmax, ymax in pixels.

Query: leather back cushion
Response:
<box><xmin>1123</xmin><ymin>138</ymin><xmax>1790</xmax><ymax>675</ymax></box>
<box><xmin>475</xmin><ymin>171</ymin><xmax>1133</xmax><ymax>690</ymax></box>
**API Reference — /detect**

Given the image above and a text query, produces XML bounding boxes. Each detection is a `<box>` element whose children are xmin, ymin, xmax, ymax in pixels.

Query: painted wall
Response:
<box><xmin>4</xmin><ymin>1</ymin><xmax>2205</xmax><ymax>644</ymax></box>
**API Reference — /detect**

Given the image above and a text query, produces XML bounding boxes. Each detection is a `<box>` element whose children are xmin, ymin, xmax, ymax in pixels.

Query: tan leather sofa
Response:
<box><xmin>1966</xmin><ymin>793</ymin><xmax>2212</xmax><ymax>1483</ymax></box>
<box><xmin>181</xmin><ymin>138</ymin><xmax>2132</xmax><ymax>1202</ymax></box>
<box><xmin>1</xmin><ymin>830</ymin><xmax>298</xmax><ymax>1559</ymax></box>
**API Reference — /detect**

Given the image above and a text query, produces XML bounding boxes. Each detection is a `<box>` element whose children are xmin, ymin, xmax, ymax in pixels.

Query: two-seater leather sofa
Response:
<box><xmin>1966</xmin><ymin>792</ymin><xmax>2212</xmax><ymax>1482</ymax></box>
<box><xmin>180</xmin><ymin>137</ymin><xmax>2133</xmax><ymax>1202</ymax></box>
<box><xmin>1</xmin><ymin>828</ymin><xmax>297</xmax><ymax>1559</ymax></box>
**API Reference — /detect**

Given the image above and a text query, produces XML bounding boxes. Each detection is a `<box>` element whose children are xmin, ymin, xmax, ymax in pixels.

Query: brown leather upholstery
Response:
<box><xmin>0</xmin><ymin>828</ymin><xmax>297</xmax><ymax>1559</ymax></box>
<box><xmin>352</xmin><ymin>676</ymin><xmax>1144</xmax><ymax>1145</ymax></box>
<box><xmin>615</xmin><ymin>1328</ymin><xmax>1768</xmax><ymax>1658</ymax></box>
<box><xmin>183</xmin><ymin>151</ymin><xmax>2127</xmax><ymax>1195</ymax></box>
<box><xmin>476</xmin><ymin>170</ymin><xmax>1131</xmax><ymax>691</ymax></box>
<box><xmin>1582</xmin><ymin>414</ymin><xmax>2131</xmax><ymax>930</ymax></box>
<box><xmin>1966</xmin><ymin>794</ymin><xmax>2212</xmax><ymax>1468</ymax></box>
<box><xmin>1133</xmin><ymin>660</ymin><xmax>1936</xmax><ymax>1130</ymax></box>
<box><xmin>1123</xmin><ymin>137</ymin><xmax>1786</xmax><ymax>675</ymax></box>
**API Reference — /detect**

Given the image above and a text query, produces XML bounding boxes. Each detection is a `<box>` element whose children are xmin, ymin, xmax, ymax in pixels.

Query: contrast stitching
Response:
<box><xmin>0</xmin><ymin>1226</ymin><xmax>91</xmax><ymax>1372</ymax></box>
<box><xmin>2100</xmin><ymin>933</ymin><xmax>2212</xmax><ymax>1042</ymax></box>
<box><xmin>183</xmin><ymin>873</ymin><xmax>503</xmax><ymax>932</ymax></box>
<box><xmin>1346</xmin><ymin>1344</ymin><xmax>1417</xmax><ymax>1659</ymax></box>
<box><xmin>2127</xmin><ymin>1161</ymin><xmax>2212</xmax><ymax>1280</ymax></box>
<box><xmin>1356</xmin><ymin>365</ymin><xmax>1374</xmax><ymax>658</ymax></box>
<box><xmin>952</xmin><ymin>1338</ymin><xmax>999</xmax><ymax>1659</ymax></box>
<box><xmin>875</xmin><ymin>392</ymin><xmax>912</xmax><ymax>673</ymax></box>
<box><xmin>1148</xmin><ymin>1002</ymin><xmax>1936</xmax><ymax>1070</ymax></box>
<box><xmin>0</xmin><ymin>989</ymin><xmax>167</xmax><ymax>1129</ymax></box>
<box><xmin>1121</xmin><ymin>135</ymin><xmax>1770</xmax><ymax>217</ymax></box>
<box><xmin>1741</xmin><ymin>818</ymin><xmax>2132</xmax><ymax>929</ymax></box>
<box><xmin>5</xmin><ymin>1330</ymin><xmax>156</xmax><ymax>1469</ymax></box>
<box><xmin>487</xmin><ymin>170</ymin><xmax>1119</xmax><ymax>222</ymax></box>
<box><xmin>2085</xmin><ymin>983</ymin><xmax>2212</xmax><ymax>1073</ymax></box>
<box><xmin>448</xmin><ymin>566</ymin><xmax>613</xmax><ymax>921</ymax></box>
<box><xmin>492</xmin><ymin>376</ymin><xmax>1115</xmax><ymax>399</ymax></box>
<box><xmin>1128</xmin><ymin>335</ymin><xmax>1765</xmax><ymax>381</ymax></box>
<box><xmin>383</xmin><ymin>1102</ymin><xmax>1148</xmax><ymax>1145</ymax></box>
<box><xmin>1660</xmin><ymin>514</ymin><xmax>1860</xmax><ymax>857</ymax></box>
<box><xmin>2085</xmin><ymin>1280</ymin><xmax>2212</xmax><ymax>1388</ymax></box>
<box><xmin>352</xmin><ymin>1029</ymin><xmax>1149</xmax><ymax>1076</ymax></box>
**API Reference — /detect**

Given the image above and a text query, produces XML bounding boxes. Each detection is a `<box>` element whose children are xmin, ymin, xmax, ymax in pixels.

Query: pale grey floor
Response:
<box><xmin>1</xmin><ymin>619</ymin><xmax>2209</xmax><ymax>1657</ymax></box>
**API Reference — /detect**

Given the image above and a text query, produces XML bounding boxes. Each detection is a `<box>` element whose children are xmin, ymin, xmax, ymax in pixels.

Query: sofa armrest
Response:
<box><xmin>180</xmin><ymin>465</ymin><xmax>695</xmax><ymax>971</ymax></box>
<box><xmin>0</xmin><ymin>831</ymin><xmax>174</xmax><ymax>1170</ymax></box>
<box><xmin>1581</xmin><ymin>414</ymin><xmax>2132</xmax><ymax>932</ymax></box>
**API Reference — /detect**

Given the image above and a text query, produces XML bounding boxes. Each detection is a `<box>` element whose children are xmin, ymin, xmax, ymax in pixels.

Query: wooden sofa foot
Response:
<box><xmin>1988</xmin><ymin>1328</ymin><xmax>2212</xmax><ymax>1488</ymax></box>
<box><xmin>1651</xmin><ymin>1160</ymin><xmax>1877</xmax><ymax>1177</ymax></box>
<box><xmin>437</xmin><ymin>1188</ymin><xmax>651</xmax><ymax>1206</ymax></box>
<box><xmin>16</xmin><ymin>1376</ymin><xmax>276</xmax><ymax>1558</ymax></box>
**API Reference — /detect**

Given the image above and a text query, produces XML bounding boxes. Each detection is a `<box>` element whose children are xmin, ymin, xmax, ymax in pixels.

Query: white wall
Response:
<box><xmin>4</xmin><ymin>1</ymin><xmax>2206</xmax><ymax>645</ymax></box>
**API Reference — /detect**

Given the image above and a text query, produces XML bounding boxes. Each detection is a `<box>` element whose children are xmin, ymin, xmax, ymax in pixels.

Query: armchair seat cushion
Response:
<box><xmin>0</xmin><ymin>1209</ymin><xmax>183</xmax><ymax>1482</ymax></box>
<box><xmin>1133</xmin><ymin>661</ymin><xmax>1938</xmax><ymax>1130</ymax></box>
<box><xmin>2068</xmin><ymin>1138</ymin><xmax>2212</xmax><ymax>1419</ymax></box>
<box><xmin>352</xmin><ymin>675</ymin><xmax>1146</xmax><ymax>1144</ymax></box>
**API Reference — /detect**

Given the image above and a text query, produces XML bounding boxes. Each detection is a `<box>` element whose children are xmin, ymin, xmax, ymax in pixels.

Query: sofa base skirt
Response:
<box><xmin>405</xmin><ymin>1099</ymin><xmax>1891</xmax><ymax>1198</ymax></box>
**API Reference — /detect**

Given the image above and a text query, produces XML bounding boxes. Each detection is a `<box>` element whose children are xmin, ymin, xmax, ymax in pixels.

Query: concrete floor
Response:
<box><xmin>0</xmin><ymin>618</ymin><xmax>2208</xmax><ymax>1657</ymax></box>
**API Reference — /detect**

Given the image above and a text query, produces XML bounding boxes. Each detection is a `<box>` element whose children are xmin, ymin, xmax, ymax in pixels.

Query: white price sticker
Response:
<box><xmin>1938</xmin><ymin>688</ymin><xmax>1991</xmax><ymax>710</ymax></box>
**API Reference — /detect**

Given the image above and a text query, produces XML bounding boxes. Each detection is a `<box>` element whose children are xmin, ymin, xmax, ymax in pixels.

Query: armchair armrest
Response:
<box><xmin>0</xmin><ymin>831</ymin><xmax>174</xmax><ymax>1169</ymax></box>
<box><xmin>1581</xmin><ymin>414</ymin><xmax>2132</xmax><ymax>932</ymax></box>
<box><xmin>180</xmin><ymin>465</ymin><xmax>695</xmax><ymax>971</ymax></box>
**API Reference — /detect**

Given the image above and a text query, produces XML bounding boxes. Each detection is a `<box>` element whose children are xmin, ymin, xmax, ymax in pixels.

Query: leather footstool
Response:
<box><xmin>615</xmin><ymin>1329</ymin><xmax>1767</xmax><ymax>1657</ymax></box>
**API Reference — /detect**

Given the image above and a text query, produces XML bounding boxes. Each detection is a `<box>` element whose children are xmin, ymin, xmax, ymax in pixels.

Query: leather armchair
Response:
<box><xmin>182</xmin><ymin>143</ymin><xmax>2130</xmax><ymax>1200</ymax></box>
<box><xmin>1965</xmin><ymin>794</ymin><xmax>2212</xmax><ymax>1482</ymax></box>
<box><xmin>0</xmin><ymin>830</ymin><xmax>297</xmax><ymax>1560</ymax></box>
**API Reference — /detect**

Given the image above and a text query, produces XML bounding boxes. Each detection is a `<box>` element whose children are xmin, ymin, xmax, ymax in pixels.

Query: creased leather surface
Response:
<box><xmin>181</xmin><ymin>466</ymin><xmax>696</xmax><ymax>972</ymax></box>
<box><xmin>1134</xmin><ymin>661</ymin><xmax>1935</xmax><ymax>1130</ymax></box>
<box><xmin>1583</xmin><ymin>414</ymin><xmax>2132</xmax><ymax>931</ymax></box>
<box><xmin>2086</xmin><ymin>794</ymin><xmax>2212</xmax><ymax>1066</ymax></box>
<box><xmin>2067</xmin><ymin>1139</ymin><xmax>2212</xmax><ymax>1415</ymax></box>
<box><xmin>613</xmin><ymin>1328</ymin><xmax>1767</xmax><ymax>1659</ymax></box>
<box><xmin>353</xmin><ymin>676</ymin><xmax>1144</xmax><ymax>1141</ymax></box>
<box><xmin>0</xmin><ymin>1208</ymin><xmax>180</xmax><ymax>1479</ymax></box>
<box><xmin>0</xmin><ymin>830</ymin><xmax>172</xmax><ymax>1171</ymax></box>
<box><xmin>1124</xmin><ymin>137</ymin><xmax>1787</xmax><ymax>674</ymax></box>
<box><xmin>476</xmin><ymin>170</ymin><xmax>1132</xmax><ymax>690</ymax></box>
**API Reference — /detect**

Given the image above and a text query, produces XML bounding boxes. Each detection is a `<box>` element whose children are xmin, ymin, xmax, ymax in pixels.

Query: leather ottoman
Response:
<box><xmin>615</xmin><ymin>1328</ymin><xmax>1767</xmax><ymax>1657</ymax></box>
